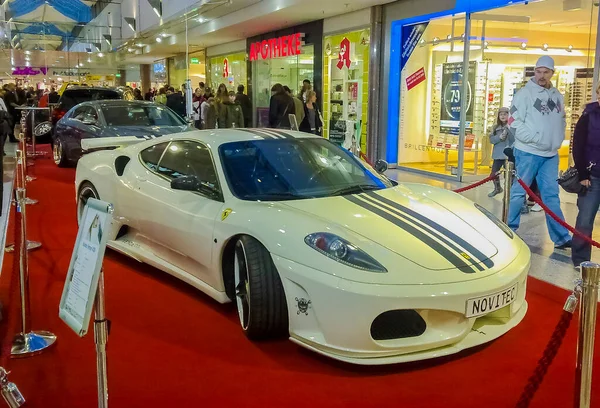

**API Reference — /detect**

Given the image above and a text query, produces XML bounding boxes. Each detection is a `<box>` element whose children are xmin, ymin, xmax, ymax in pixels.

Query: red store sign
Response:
<box><xmin>249</xmin><ymin>33</ymin><xmax>304</xmax><ymax>61</ymax></box>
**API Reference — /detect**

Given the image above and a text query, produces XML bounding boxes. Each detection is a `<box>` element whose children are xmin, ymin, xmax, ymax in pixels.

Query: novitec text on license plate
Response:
<box><xmin>465</xmin><ymin>284</ymin><xmax>517</xmax><ymax>318</ymax></box>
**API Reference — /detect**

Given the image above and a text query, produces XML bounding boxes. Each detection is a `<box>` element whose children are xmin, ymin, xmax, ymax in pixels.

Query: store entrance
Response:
<box><xmin>398</xmin><ymin>0</ymin><xmax>598</xmax><ymax>180</ymax></box>
<box><xmin>253</xmin><ymin>45</ymin><xmax>314</xmax><ymax>127</ymax></box>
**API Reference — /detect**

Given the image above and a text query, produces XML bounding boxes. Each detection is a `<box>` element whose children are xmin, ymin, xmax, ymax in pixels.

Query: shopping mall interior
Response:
<box><xmin>0</xmin><ymin>0</ymin><xmax>596</xmax><ymax>407</ymax></box>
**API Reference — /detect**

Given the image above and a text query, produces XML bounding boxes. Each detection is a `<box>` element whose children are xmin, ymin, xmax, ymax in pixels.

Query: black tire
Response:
<box><xmin>53</xmin><ymin>138</ymin><xmax>69</xmax><ymax>168</ymax></box>
<box><xmin>76</xmin><ymin>182</ymin><xmax>99</xmax><ymax>225</ymax></box>
<box><xmin>234</xmin><ymin>235</ymin><xmax>288</xmax><ymax>340</ymax></box>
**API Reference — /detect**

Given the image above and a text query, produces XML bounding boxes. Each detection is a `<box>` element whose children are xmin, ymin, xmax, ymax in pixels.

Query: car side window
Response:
<box><xmin>140</xmin><ymin>142</ymin><xmax>169</xmax><ymax>172</ymax></box>
<box><xmin>71</xmin><ymin>106</ymin><xmax>89</xmax><ymax>121</ymax></box>
<box><xmin>157</xmin><ymin>141</ymin><xmax>220</xmax><ymax>190</ymax></box>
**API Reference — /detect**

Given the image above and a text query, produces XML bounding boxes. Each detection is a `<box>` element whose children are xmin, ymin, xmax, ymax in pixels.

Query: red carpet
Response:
<box><xmin>1</xmin><ymin>148</ymin><xmax>599</xmax><ymax>407</ymax></box>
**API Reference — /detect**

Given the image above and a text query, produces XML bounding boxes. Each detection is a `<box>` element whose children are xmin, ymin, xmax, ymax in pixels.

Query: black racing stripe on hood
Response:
<box><xmin>359</xmin><ymin>194</ymin><xmax>485</xmax><ymax>272</ymax></box>
<box><xmin>344</xmin><ymin>195</ymin><xmax>477</xmax><ymax>273</ymax></box>
<box><xmin>236</xmin><ymin>129</ymin><xmax>277</xmax><ymax>139</ymax></box>
<box><xmin>365</xmin><ymin>191</ymin><xmax>495</xmax><ymax>269</ymax></box>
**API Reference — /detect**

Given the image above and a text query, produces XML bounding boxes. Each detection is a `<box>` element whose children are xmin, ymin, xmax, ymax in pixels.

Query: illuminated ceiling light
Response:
<box><xmin>87</xmin><ymin>57</ymin><xmax>91</xmax><ymax>63</ymax></box>
<box><xmin>98</xmin><ymin>52</ymin><xmax>104</xmax><ymax>57</ymax></box>
<box><xmin>156</xmin><ymin>37</ymin><xmax>162</xmax><ymax>43</ymax></box>
<box><xmin>161</xmin><ymin>33</ymin><xmax>169</xmax><ymax>37</ymax></box>
<box><xmin>197</xmin><ymin>16</ymin><xmax>206</xmax><ymax>23</ymax></box>
<box><xmin>127</xmin><ymin>48</ymin><xmax>134</xmax><ymax>52</ymax></box>
<box><xmin>520</xmin><ymin>42</ymin><xmax>527</xmax><ymax>49</ymax></box>
<box><xmin>432</xmin><ymin>37</ymin><xmax>439</xmax><ymax>45</ymax></box>
<box><xmin>153</xmin><ymin>8</ymin><xmax>161</xmax><ymax>17</ymax></box>
<box><xmin>25</xmin><ymin>61</ymin><xmax>29</xmax><ymax>66</ymax></box>
<box><xmin>136</xmin><ymin>43</ymin><xmax>144</xmax><ymax>47</ymax></box>
<box><xmin>79</xmin><ymin>63</ymin><xmax>84</xmax><ymax>67</ymax></box>
<box><xmin>567</xmin><ymin>44</ymin><xmax>573</xmax><ymax>52</ymax></box>
<box><xmin>24</xmin><ymin>50</ymin><xmax>30</xmax><ymax>55</ymax></box>
<box><xmin>542</xmin><ymin>43</ymin><xmax>549</xmax><ymax>51</ymax></box>
<box><xmin>124</xmin><ymin>17</ymin><xmax>136</xmax><ymax>32</ymax></box>
<box><xmin>446</xmin><ymin>34</ymin><xmax>451</xmax><ymax>40</ymax></box>
<box><xmin>149</xmin><ymin>0</ymin><xmax>162</xmax><ymax>17</ymax></box>
<box><xmin>484</xmin><ymin>41</ymin><xmax>489</xmax><ymax>49</ymax></box>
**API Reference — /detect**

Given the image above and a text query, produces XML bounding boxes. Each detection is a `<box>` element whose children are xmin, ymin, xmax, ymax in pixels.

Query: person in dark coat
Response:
<box><xmin>235</xmin><ymin>85</ymin><xmax>252</xmax><ymax>127</ymax></box>
<box><xmin>268</xmin><ymin>83</ymin><xmax>295</xmax><ymax>129</ymax></box>
<box><xmin>571</xmin><ymin>84</ymin><xmax>600</xmax><ymax>268</ymax></box>
<box><xmin>299</xmin><ymin>90</ymin><xmax>323</xmax><ymax>135</ymax></box>
<box><xmin>166</xmin><ymin>86</ymin><xmax>186</xmax><ymax>118</ymax></box>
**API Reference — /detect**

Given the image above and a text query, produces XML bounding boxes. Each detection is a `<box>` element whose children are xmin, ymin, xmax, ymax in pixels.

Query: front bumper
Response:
<box><xmin>274</xmin><ymin>240</ymin><xmax>530</xmax><ymax>365</ymax></box>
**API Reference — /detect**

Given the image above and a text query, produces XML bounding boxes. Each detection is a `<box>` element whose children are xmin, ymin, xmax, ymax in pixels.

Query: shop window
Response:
<box><xmin>209</xmin><ymin>52</ymin><xmax>247</xmax><ymax>93</ymax></box>
<box><xmin>252</xmin><ymin>45</ymin><xmax>315</xmax><ymax>127</ymax></box>
<box><xmin>323</xmin><ymin>30</ymin><xmax>370</xmax><ymax>152</ymax></box>
<box><xmin>398</xmin><ymin>0</ymin><xmax>597</xmax><ymax>179</ymax></box>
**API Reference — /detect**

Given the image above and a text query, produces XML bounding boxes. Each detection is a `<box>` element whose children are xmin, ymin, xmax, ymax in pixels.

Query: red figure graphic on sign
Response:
<box><xmin>336</xmin><ymin>38</ymin><xmax>351</xmax><ymax>70</ymax></box>
<box><xmin>223</xmin><ymin>58</ymin><xmax>229</xmax><ymax>78</ymax></box>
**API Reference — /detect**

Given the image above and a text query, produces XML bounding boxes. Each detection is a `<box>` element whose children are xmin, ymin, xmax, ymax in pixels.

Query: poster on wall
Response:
<box><xmin>401</xmin><ymin>22</ymin><xmax>428</xmax><ymax>71</ymax></box>
<box><xmin>329</xmin><ymin>119</ymin><xmax>347</xmax><ymax>145</ymax></box>
<box><xmin>440</xmin><ymin>61</ymin><xmax>476</xmax><ymax>139</ymax></box>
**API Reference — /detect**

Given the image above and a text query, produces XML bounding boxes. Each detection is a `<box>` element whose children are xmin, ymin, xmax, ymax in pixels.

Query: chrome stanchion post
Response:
<box><xmin>94</xmin><ymin>269</ymin><xmax>109</xmax><ymax>408</ymax></box>
<box><xmin>501</xmin><ymin>160</ymin><xmax>514</xmax><ymax>224</ymax></box>
<box><xmin>0</xmin><ymin>368</ymin><xmax>25</xmax><ymax>408</ymax></box>
<box><xmin>575</xmin><ymin>262</ymin><xmax>600</xmax><ymax>408</ymax></box>
<box><xmin>10</xmin><ymin>187</ymin><xmax>56</xmax><ymax>357</ymax></box>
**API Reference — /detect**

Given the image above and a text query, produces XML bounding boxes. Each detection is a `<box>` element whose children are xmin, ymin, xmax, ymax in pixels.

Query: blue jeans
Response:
<box><xmin>572</xmin><ymin>176</ymin><xmax>600</xmax><ymax>266</ymax></box>
<box><xmin>508</xmin><ymin>149</ymin><xmax>571</xmax><ymax>245</ymax></box>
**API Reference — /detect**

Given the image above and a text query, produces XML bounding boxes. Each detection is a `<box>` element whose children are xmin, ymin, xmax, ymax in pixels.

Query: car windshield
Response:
<box><xmin>60</xmin><ymin>89</ymin><xmax>120</xmax><ymax>110</ymax></box>
<box><xmin>219</xmin><ymin>138</ymin><xmax>392</xmax><ymax>201</ymax></box>
<box><xmin>102</xmin><ymin>105</ymin><xmax>185</xmax><ymax>127</ymax></box>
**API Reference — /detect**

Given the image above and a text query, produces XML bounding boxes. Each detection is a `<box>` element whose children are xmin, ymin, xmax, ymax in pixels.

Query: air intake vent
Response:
<box><xmin>370</xmin><ymin>310</ymin><xmax>426</xmax><ymax>340</ymax></box>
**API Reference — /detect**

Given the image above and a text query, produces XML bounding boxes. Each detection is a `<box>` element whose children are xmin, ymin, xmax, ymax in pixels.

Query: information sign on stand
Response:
<box><xmin>59</xmin><ymin>198</ymin><xmax>112</xmax><ymax>408</ymax></box>
<box><xmin>59</xmin><ymin>198</ymin><xmax>111</xmax><ymax>336</ymax></box>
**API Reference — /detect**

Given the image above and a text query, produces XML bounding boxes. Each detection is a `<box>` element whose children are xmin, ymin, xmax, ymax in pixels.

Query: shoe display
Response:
<box><xmin>530</xmin><ymin>203</ymin><xmax>543</xmax><ymax>212</ymax></box>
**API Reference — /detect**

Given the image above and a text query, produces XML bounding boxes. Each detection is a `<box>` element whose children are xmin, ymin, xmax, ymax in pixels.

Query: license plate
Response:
<box><xmin>465</xmin><ymin>284</ymin><xmax>518</xmax><ymax>318</ymax></box>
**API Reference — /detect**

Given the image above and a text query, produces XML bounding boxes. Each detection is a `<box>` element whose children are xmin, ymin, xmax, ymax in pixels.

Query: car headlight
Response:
<box><xmin>304</xmin><ymin>232</ymin><xmax>387</xmax><ymax>273</ymax></box>
<box><xmin>474</xmin><ymin>203</ymin><xmax>513</xmax><ymax>239</ymax></box>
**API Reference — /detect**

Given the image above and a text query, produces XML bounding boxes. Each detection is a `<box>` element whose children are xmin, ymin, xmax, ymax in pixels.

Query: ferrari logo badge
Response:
<box><xmin>221</xmin><ymin>208</ymin><xmax>232</xmax><ymax>221</ymax></box>
<box><xmin>460</xmin><ymin>252</ymin><xmax>471</xmax><ymax>260</ymax></box>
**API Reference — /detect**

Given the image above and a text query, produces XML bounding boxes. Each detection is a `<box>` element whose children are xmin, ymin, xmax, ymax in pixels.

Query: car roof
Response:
<box><xmin>62</xmin><ymin>86</ymin><xmax>121</xmax><ymax>93</ymax></box>
<box><xmin>161</xmin><ymin>129</ymin><xmax>323</xmax><ymax>146</ymax></box>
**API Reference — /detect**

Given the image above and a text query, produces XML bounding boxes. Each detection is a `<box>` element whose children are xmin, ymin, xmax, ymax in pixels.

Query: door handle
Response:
<box><xmin>138</xmin><ymin>177</ymin><xmax>147</xmax><ymax>182</ymax></box>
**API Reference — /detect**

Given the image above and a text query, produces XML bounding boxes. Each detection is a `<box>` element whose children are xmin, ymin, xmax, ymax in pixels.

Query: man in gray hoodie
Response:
<box><xmin>507</xmin><ymin>55</ymin><xmax>571</xmax><ymax>249</ymax></box>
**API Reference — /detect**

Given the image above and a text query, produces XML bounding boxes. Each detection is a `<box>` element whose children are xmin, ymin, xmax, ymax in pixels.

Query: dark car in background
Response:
<box><xmin>53</xmin><ymin>100</ymin><xmax>192</xmax><ymax>167</ymax></box>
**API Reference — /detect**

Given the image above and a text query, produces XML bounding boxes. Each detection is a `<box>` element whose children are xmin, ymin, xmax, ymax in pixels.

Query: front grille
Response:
<box><xmin>370</xmin><ymin>310</ymin><xmax>426</xmax><ymax>340</ymax></box>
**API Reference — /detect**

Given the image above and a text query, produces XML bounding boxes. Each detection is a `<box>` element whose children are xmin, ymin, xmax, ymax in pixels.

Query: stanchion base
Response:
<box><xmin>26</xmin><ymin>176</ymin><xmax>36</xmax><ymax>182</ymax></box>
<box><xmin>11</xmin><ymin>331</ymin><xmax>57</xmax><ymax>358</ymax></box>
<box><xmin>24</xmin><ymin>198</ymin><xmax>37</xmax><ymax>205</ymax></box>
<box><xmin>5</xmin><ymin>241</ymin><xmax>42</xmax><ymax>253</ymax></box>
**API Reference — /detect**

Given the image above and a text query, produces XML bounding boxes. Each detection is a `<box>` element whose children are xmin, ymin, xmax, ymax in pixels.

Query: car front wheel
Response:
<box><xmin>233</xmin><ymin>235</ymin><xmax>288</xmax><ymax>339</ymax></box>
<box><xmin>77</xmin><ymin>182</ymin><xmax>99</xmax><ymax>225</ymax></box>
<box><xmin>53</xmin><ymin>138</ymin><xmax>68</xmax><ymax>167</ymax></box>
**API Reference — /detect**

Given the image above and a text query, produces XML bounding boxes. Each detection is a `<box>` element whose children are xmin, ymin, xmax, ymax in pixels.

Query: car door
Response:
<box><xmin>60</xmin><ymin>105</ymin><xmax>88</xmax><ymax>157</ymax></box>
<box><xmin>128</xmin><ymin>140</ymin><xmax>225</xmax><ymax>287</ymax></box>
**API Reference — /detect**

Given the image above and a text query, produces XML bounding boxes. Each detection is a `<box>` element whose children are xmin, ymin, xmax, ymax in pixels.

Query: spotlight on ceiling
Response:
<box><xmin>98</xmin><ymin>52</ymin><xmax>104</xmax><ymax>57</ymax></box>
<box><xmin>542</xmin><ymin>43</ymin><xmax>549</xmax><ymax>51</ymax></box>
<box><xmin>567</xmin><ymin>44</ymin><xmax>573</xmax><ymax>52</ymax></box>
<box><xmin>156</xmin><ymin>37</ymin><xmax>162</xmax><ymax>43</ymax></box>
<box><xmin>520</xmin><ymin>42</ymin><xmax>527</xmax><ymax>49</ymax></box>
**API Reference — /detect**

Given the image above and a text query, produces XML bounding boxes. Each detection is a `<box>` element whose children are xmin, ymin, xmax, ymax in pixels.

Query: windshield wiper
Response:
<box><xmin>252</xmin><ymin>192</ymin><xmax>310</xmax><ymax>200</ymax></box>
<box><xmin>331</xmin><ymin>184</ymin><xmax>382</xmax><ymax>196</ymax></box>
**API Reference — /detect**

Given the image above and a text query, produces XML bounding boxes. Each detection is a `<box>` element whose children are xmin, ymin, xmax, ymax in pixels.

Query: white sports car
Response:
<box><xmin>75</xmin><ymin>129</ymin><xmax>530</xmax><ymax>365</ymax></box>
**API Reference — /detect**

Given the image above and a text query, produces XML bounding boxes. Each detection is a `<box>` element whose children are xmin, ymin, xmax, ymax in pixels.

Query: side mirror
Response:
<box><xmin>374</xmin><ymin>159</ymin><xmax>388</xmax><ymax>174</ymax></box>
<box><xmin>170</xmin><ymin>175</ymin><xmax>219</xmax><ymax>198</ymax></box>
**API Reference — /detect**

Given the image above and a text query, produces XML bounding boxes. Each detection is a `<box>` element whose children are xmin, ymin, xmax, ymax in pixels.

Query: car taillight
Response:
<box><xmin>52</xmin><ymin>107</ymin><xmax>66</xmax><ymax>123</ymax></box>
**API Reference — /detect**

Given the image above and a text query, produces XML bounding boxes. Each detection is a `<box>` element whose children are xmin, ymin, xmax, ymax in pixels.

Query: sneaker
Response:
<box><xmin>555</xmin><ymin>240</ymin><xmax>572</xmax><ymax>250</ymax></box>
<box><xmin>530</xmin><ymin>203</ymin><xmax>543</xmax><ymax>212</ymax></box>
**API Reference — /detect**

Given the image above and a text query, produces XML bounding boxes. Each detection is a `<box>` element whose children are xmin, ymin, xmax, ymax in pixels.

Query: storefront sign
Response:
<box><xmin>401</xmin><ymin>22</ymin><xmax>428</xmax><ymax>71</ymax></box>
<box><xmin>12</xmin><ymin>67</ymin><xmax>47</xmax><ymax>76</ymax></box>
<box><xmin>190</xmin><ymin>57</ymin><xmax>200</xmax><ymax>64</ymax></box>
<box><xmin>336</xmin><ymin>38</ymin><xmax>352</xmax><ymax>70</ymax></box>
<box><xmin>249</xmin><ymin>33</ymin><xmax>304</xmax><ymax>61</ymax></box>
<box><xmin>53</xmin><ymin>70</ymin><xmax>91</xmax><ymax>77</ymax></box>
<box><xmin>223</xmin><ymin>58</ymin><xmax>229</xmax><ymax>78</ymax></box>
<box><xmin>406</xmin><ymin>67</ymin><xmax>426</xmax><ymax>90</ymax></box>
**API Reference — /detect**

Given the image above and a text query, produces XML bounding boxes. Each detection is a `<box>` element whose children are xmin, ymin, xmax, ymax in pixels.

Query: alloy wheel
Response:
<box><xmin>53</xmin><ymin>140</ymin><xmax>62</xmax><ymax>165</ymax></box>
<box><xmin>34</xmin><ymin>122</ymin><xmax>52</xmax><ymax>137</ymax></box>
<box><xmin>234</xmin><ymin>242</ymin><xmax>250</xmax><ymax>330</ymax></box>
<box><xmin>77</xmin><ymin>185</ymin><xmax>97</xmax><ymax>223</ymax></box>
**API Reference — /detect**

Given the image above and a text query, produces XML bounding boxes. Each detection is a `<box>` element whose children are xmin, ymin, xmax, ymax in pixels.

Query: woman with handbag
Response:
<box><xmin>571</xmin><ymin>84</ymin><xmax>600</xmax><ymax>268</ymax></box>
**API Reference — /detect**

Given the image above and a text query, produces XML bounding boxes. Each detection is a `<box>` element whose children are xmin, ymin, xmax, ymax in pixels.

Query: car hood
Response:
<box><xmin>105</xmin><ymin>125</ymin><xmax>189</xmax><ymax>138</ymax></box>
<box><xmin>279</xmin><ymin>186</ymin><xmax>499</xmax><ymax>274</ymax></box>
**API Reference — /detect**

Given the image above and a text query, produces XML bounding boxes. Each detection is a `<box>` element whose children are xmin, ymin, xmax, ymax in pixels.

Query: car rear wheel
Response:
<box><xmin>53</xmin><ymin>138</ymin><xmax>68</xmax><ymax>167</ymax></box>
<box><xmin>77</xmin><ymin>182</ymin><xmax>99</xmax><ymax>225</ymax></box>
<box><xmin>233</xmin><ymin>235</ymin><xmax>288</xmax><ymax>339</ymax></box>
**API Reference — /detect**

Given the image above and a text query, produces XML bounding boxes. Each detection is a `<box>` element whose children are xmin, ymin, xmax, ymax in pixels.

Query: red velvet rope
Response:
<box><xmin>515</xmin><ymin>309</ymin><xmax>574</xmax><ymax>408</ymax></box>
<box><xmin>516</xmin><ymin>178</ymin><xmax>600</xmax><ymax>249</ymax></box>
<box><xmin>453</xmin><ymin>173</ymin><xmax>498</xmax><ymax>193</ymax></box>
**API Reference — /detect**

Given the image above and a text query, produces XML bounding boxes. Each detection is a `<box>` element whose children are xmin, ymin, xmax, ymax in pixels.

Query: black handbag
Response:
<box><xmin>558</xmin><ymin>167</ymin><xmax>587</xmax><ymax>194</ymax></box>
